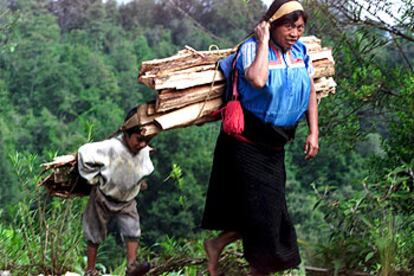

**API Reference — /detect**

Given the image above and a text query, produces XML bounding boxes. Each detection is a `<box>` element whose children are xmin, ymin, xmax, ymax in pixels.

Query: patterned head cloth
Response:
<box><xmin>268</xmin><ymin>1</ymin><xmax>304</xmax><ymax>23</ymax></box>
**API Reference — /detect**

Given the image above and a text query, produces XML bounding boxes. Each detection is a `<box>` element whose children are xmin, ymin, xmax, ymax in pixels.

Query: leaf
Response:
<box><xmin>313</xmin><ymin>199</ymin><xmax>322</xmax><ymax>210</ymax></box>
<box><xmin>179</xmin><ymin>195</ymin><xmax>186</xmax><ymax>207</ymax></box>
<box><xmin>365</xmin><ymin>251</ymin><xmax>374</xmax><ymax>262</ymax></box>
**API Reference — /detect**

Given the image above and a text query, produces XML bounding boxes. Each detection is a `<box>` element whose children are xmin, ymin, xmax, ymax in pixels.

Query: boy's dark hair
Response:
<box><xmin>123</xmin><ymin>107</ymin><xmax>142</xmax><ymax>137</ymax></box>
<box><xmin>124</xmin><ymin>106</ymin><xmax>137</xmax><ymax>122</ymax></box>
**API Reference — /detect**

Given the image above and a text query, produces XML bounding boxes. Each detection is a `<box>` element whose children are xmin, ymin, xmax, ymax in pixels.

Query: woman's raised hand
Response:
<box><xmin>255</xmin><ymin>21</ymin><xmax>270</xmax><ymax>44</ymax></box>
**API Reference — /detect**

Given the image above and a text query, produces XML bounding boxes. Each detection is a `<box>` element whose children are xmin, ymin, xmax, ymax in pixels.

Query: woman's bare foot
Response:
<box><xmin>204</xmin><ymin>239</ymin><xmax>222</xmax><ymax>276</ymax></box>
<box><xmin>204</xmin><ymin>231</ymin><xmax>240</xmax><ymax>275</ymax></box>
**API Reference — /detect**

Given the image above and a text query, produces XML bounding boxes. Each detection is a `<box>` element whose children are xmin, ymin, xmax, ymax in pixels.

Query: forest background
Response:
<box><xmin>0</xmin><ymin>0</ymin><xmax>413</xmax><ymax>275</ymax></box>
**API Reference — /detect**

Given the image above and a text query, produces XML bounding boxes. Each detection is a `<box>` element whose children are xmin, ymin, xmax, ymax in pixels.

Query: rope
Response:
<box><xmin>167</xmin><ymin>0</ymin><xmax>232</xmax><ymax>46</ymax></box>
<box><xmin>192</xmin><ymin>49</ymin><xmax>221</xmax><ymax>123</ymax></box>
<box><xmin>192</xmin><ymin>30</ymin><xmax>255</xmax><ymax>124</ymax></box>
<box><xmin>208</xmin><ymin>44</ymin><xmax>220</xmax><ymax>51</ymax></box>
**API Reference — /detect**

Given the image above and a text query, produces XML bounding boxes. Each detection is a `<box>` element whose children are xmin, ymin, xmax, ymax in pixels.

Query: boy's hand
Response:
<box><xmin>139</xmin><ymin>180</ymin><xmax>148</xmax><ymax>191</ymax></box>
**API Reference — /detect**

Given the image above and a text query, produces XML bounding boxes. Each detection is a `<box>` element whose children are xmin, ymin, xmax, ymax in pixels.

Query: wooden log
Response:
<box><xmin>154</xmin><ymin>98</ymin><xmax>223</xmax><ymax>130</ymax></box>
<box><xmin>156</xmin><ymin>83</ymin><xmax>225</xmax><ymax>113</ymax></box>
<box><xmin>139</xmin><ymin>111</ymin><xmax>219</xmax><ymax>139</ymax></box>
<box><xmin>141</xmin><ymin>123</ymin><xmax>162</xmax><ymax>137</ymax></box>
<box><xmin>301</xmin><ymin>38</ymin><xmax>322</xmax><ymax>53</ymax></box>
<box><xmin>146</xmin><ymin>101</ymin><xmax>156</xmax><ymax>116</ymax></box>
<box><xmin>314</xmin><ymin>77</ymin><xmax>337</xmax><ymax>97</ymax></box>
<box><xmin>305</xmin><ymin>42</ymin><xmax>322</xmax><ymax>53</ymax></box>
<box><xmin>141</xmin><ymin>63</ymin><xmax>216</xmax><ymax>78</ymax></box>
<box><xmin>136</xmin><ymin>103</ymin><xmax>158</xmax><ymax>125</ymax></box>
<box><xmin>192</xmin><ymin>113</ymin><xmax>220</xmax><ymax>126</ymax></box>
<box><xmin>139</xmin><ymin>64</ymin><xmax>223</xmax><ymax>90</ymax></box>
<box><xmin>313</xmin><ymin>59</ymin><xmax>335</xmax><ymax>79</ymax></box>
<box><xmin>309</xmin><ymin>48</ymin><xmax>334</xmax><ymax>62</ymax></box>
<box><xmin>304</xmin><ymin>266</ymin><xmax>331</xmax><ymax>276</ymax></box>
<box><xmin>300</xmin><ymin>35</ymin><xmax>322</xmax><ymax>47</ymax></box>
<box><xmin>41</xmin><ymin>154</ymin><xmax>77</xmax><ymax>172</ymax></box>
<box><xmin>139</xmin><ymin>48</ymin><xmax>232</xmax><ymax>76</ymax></box>
<box><xmin>317</xmin><ymin>88</ymin><xmax>336</xmax><ymax>101</ymax></box>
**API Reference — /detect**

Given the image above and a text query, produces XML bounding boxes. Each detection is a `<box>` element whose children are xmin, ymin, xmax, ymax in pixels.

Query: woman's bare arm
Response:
<box><xmin>304</xmin><ymin>80</ymin><xmax>319</xmax><ymax>160</ymax></box>
<box><xmin>245</xmin><ymin>21</ymin><xmax>270</xmax><ymax>88</ymax></box>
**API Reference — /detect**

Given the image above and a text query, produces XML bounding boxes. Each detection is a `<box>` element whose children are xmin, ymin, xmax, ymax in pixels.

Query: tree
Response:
<box><xmin>300</xmin><ymin>0</ymin><xmax>414</xmax><ymax>272</ymax></box>
<box><xmin>0</xmin><ymin>81</ymin><xmax>19</xmax><ymax>209</ymax></box>
<box><xmin>140</xmin><ymin>124</ymin><xmax>219</xmax><ymax>243</ymax></box>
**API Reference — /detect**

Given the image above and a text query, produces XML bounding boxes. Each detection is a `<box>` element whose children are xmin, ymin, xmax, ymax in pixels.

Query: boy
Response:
<box><xmin>78</xmin><ymin>107</ymin><xmax>154</xmax><ymax>276</ymax></box>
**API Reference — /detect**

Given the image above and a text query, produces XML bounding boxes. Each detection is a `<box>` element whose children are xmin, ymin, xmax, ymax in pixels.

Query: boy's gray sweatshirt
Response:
<box><xmin>77</xmin><ymin>135</ymin><xmax>154</xmax><ymax>202</ymax></box>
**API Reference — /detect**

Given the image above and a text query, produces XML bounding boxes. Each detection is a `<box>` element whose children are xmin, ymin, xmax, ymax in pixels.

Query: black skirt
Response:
<box><xmin>201</xmin><ymin>110</ymin><xmax>301</xmax><ymax>273</ymax></box>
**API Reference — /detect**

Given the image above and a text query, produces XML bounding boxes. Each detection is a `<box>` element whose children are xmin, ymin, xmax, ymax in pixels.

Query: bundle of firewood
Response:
<box><xmin>38</xmin><ymin>154</ymin><xmax>91</xmax><ymax>197</ymax></box>
<box><xmin>38</xmin><ymin>36</ymin><xmax>336</xmax><ymax>197</ymax></box>
<box><xmin>137</xmin><ymin>36</ymin><xmax>336</xmax><ymax>139</ymax></box>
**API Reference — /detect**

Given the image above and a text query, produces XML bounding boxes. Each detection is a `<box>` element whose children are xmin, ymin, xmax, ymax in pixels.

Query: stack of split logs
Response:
<box><xmin>39</xmin><ymin>154</ymin><xmax>91</xmax><ymax>197</ymax></box>
<box><xmin>38</xmin><ymin>36</ymin><xmax>336</xmax><ymax>197</ymax></box>
<box><xmin>136</xmin><ymin>35</ymin><xmax>336</xmax><ymax>140</ymax></box>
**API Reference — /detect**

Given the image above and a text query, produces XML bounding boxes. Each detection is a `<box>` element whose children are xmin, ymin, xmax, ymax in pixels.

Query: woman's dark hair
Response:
<box><xmin>123</xmin><ymin>107</ymin><xmax>141</xmax><ymax>137</ymax></box>
<box><xmin>262</xmin><ymin>0</ymin><xmax>308</xmax><ymax>29</ymax></box>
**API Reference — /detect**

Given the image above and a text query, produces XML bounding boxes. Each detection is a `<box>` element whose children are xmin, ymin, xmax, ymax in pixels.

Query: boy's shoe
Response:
<box><xmin>125</xmin><ymin>261</ymin><xmax>151</xmax><ymax>276</ymax></box>
<box><xmin>84</xmin><ymin>269</ymin><xmax>100</xmax><ymax>276</ymax></box>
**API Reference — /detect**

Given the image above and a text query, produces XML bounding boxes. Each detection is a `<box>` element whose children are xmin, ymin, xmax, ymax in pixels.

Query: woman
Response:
<box><xmin>201</xmin><ymin>0</ymin><xmax>319</xmax><ymax>275</ymax></box>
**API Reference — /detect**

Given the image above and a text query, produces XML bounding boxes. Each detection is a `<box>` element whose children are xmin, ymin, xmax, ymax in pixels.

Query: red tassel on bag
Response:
<box><xmin>222</xmin><ymin>99</ymin><xmax>244</xmax><ymax>135</ymax></box>
<box><xmin>222</xmin><ymin>66</ymin><xmax>245</xmax><ymax>135</ymax></box>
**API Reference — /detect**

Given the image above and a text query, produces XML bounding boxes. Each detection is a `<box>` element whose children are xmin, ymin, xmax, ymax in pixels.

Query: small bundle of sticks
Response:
<box><xmin>38</xmin><ymin>154</ymin><xmax>91</xmax><ymax>198</ymax></box>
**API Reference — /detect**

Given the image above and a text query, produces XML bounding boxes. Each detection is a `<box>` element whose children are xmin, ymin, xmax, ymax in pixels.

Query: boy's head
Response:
<box><xmin>122</xmin><ymin>107</ymin><xmax>149</xmax><ymax>154</ymax></box>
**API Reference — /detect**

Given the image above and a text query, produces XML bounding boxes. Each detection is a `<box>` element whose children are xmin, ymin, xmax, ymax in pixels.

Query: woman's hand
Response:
<box><xmin>255</xmin><ymin>21</ymin><xmax>270</xmax><ymax>45</ymax></box>
<box><xmin>304</xmin><ymin>132</ymin><xmax>319</xmax><ymax>160</ymax></box>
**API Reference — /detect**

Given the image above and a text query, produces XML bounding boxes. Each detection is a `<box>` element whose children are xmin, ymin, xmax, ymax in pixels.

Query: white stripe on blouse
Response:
<box><xmin>241</xmin><ymin>41</ymin><xmax>257</xmax><ymax>71</ymax></box>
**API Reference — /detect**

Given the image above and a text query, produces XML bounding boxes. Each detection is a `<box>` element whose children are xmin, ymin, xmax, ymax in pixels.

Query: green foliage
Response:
<box><xmin>385</xmin><ymin>76</ymin><xmax>414</xmax><ymax>165</ymax></box>
<box><xmin>299</xmin><ymin>1</ymin><xmax>414</xmax><ymax>273</ymax></box>
<box><xmin>140</xmin><ymin>125</ymin><xmax>219</xmax><ymax>244</ymax></box>
<box><xmin>0</xmin><ymin>152</ymin><xmax>85</xmax><ymax>275</ymax></box>
<box><xmin>311</xmin><ymin>162</ymin><xmax>414</xmax><ymax>273</ymax></box>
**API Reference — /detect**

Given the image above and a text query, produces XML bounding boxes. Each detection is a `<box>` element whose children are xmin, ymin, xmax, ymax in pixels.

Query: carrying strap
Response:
<box><xmin>231</xmin><ymin>50</ymin><xmax>241</xmax><ymax>100</ymax></box>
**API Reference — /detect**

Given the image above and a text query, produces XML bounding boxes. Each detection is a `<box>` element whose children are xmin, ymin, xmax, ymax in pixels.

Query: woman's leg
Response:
<box><xmin>204</xmin><ymin>231</ymin><xmax>241</xmax><ymax>276</ymax></box>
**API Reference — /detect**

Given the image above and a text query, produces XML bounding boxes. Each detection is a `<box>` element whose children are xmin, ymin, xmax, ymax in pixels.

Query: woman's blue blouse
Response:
<box><xmin>236</xmin><ymin>36</ymin><xmax>313</xmax><ymax>127</ymax></box>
